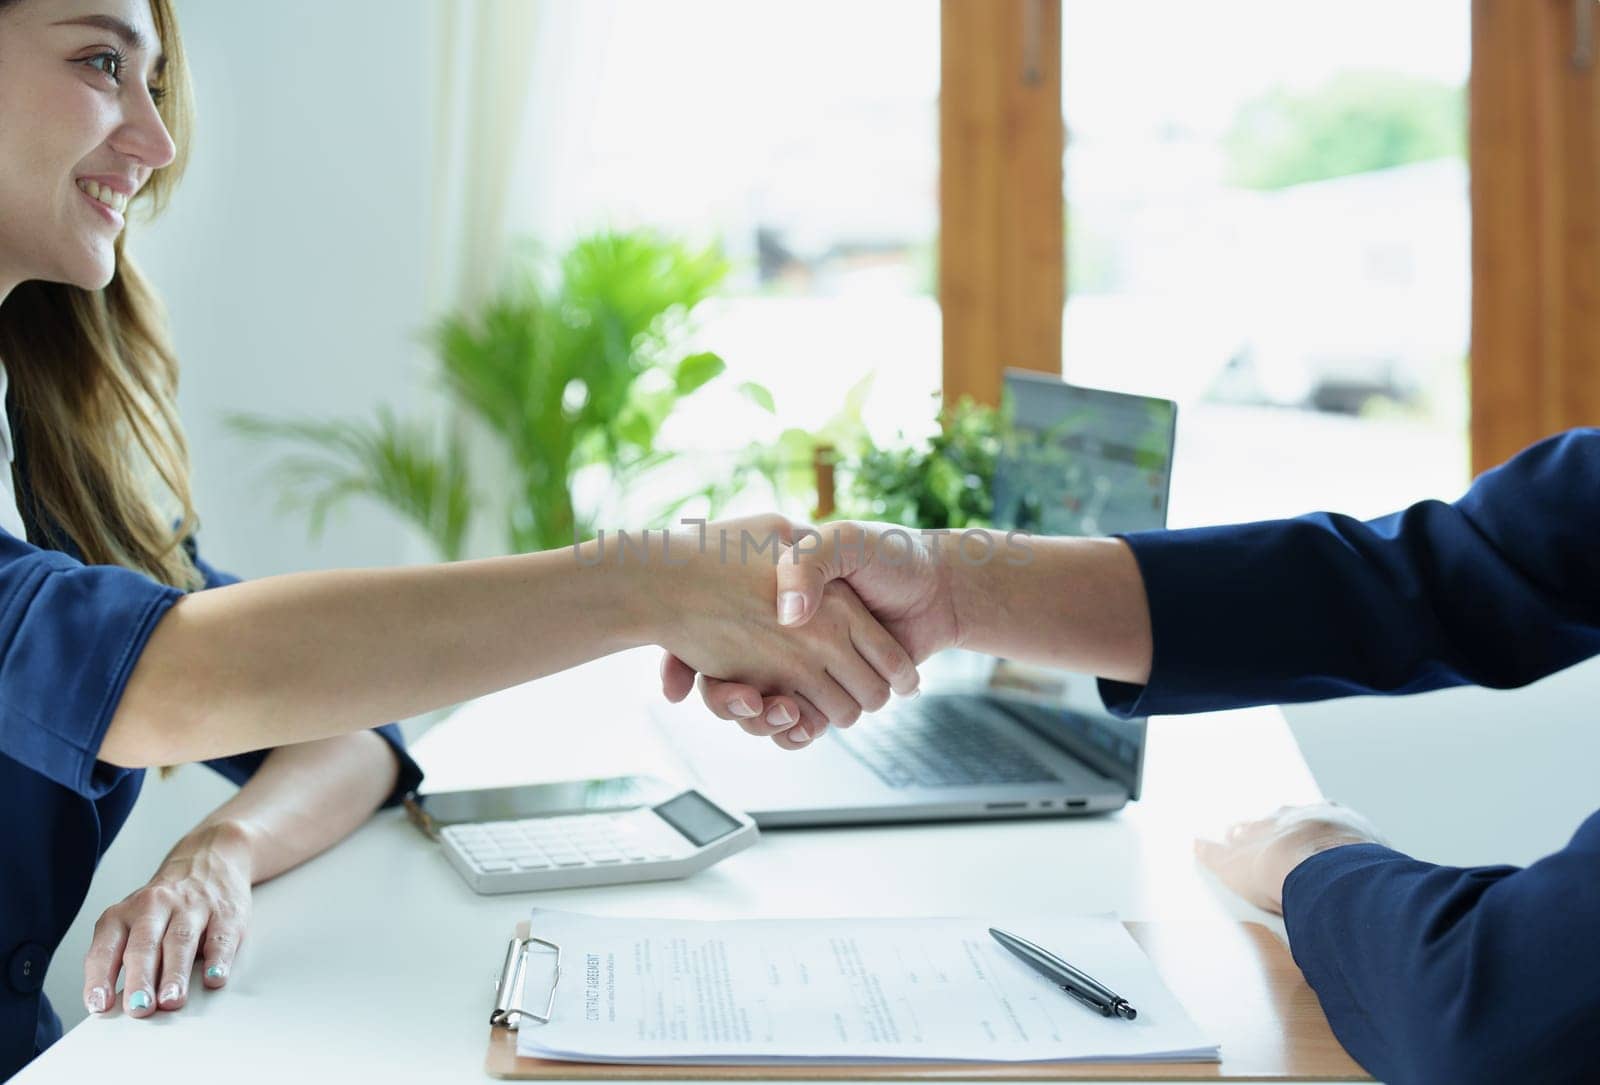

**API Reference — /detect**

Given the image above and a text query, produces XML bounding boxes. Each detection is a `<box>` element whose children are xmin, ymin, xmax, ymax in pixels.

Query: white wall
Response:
<box><xmin>45</xmin><ymin>0</ymin><xmax>438</xmax><ymax>1030</ymax></box>
<box><xmin>135</xmin><ymin>0</ymin><xmax>438</xmax><ymax>578</ymax></box>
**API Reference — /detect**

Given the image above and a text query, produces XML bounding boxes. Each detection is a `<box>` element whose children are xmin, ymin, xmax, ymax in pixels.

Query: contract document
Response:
<box><xmin>514</xmin><ymin>909</ymin><xmax>1219</xmax><ymax>1065</ymax></box>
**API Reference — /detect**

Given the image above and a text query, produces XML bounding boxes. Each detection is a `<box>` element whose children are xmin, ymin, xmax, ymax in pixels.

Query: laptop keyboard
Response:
<box><xmin>834</xmin><ymin>700</ymin><xmax>1064</xmax><ymax>789</ymax></box>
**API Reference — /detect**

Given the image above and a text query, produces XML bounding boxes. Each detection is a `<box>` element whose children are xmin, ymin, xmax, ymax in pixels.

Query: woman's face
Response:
<box><xmin>0</xmin><ymin>0</ymin><xmax>175</xmax><ymax>296</ymax></box>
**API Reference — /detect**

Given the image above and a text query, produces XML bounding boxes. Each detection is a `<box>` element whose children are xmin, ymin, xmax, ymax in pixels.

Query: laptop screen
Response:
<box><xmin>981</xmin><ymin>372</ymin><xmax>1178</xmax><ymax>800</ymax></box>
<box><xmin>992</xmin><ymin>371</ymin><xmax>1177</xmax><ymax>537</ymax></box>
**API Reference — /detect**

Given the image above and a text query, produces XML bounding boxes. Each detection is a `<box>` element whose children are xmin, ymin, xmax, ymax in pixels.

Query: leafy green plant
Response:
<box><xmin>729</xmin><ymin>375</ymin><xmax>879</xmax><ymax>519</ymax></box>
<box><xmin>228</xmin><ymin>407</ymin><xmax>476</xmax><ymax>560</ymax></box>
<box><xmin>726</xmin><ymin>376</ymin><xmax>1013</xmax><ymax>531</ymax></box>
<box><xmin>843</xmin><ymin>397</ymin><xmax>1005</xmax><ymax>529</ymax></box>
<box><xmin>233</xmin><ymin>231</ymin><xmax>738</xmax><ymax>557</ymax></box>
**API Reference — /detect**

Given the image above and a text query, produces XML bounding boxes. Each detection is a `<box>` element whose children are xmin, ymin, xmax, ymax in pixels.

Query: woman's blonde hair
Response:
<box><xmin>0</xmin><ymin>0</ymin><xmax>202</xmax><ymax>590</ymax></box>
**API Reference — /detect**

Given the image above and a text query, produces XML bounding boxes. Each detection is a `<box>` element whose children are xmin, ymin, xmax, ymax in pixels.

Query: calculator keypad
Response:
<box><xmin>442</xmin><ymin>811</ymin><xmax>689</xmax><ymax>876</ymax></box>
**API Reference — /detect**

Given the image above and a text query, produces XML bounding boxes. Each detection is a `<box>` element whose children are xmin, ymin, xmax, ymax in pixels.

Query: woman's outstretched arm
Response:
<box><xmin>100</xmin><ymin>518</ymin><xmax>918</xmax><ymax>768</ymax></box>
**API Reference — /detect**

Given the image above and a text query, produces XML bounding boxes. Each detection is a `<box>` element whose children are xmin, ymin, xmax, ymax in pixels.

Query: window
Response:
<box><xmin>1060</xmin><ymin>0</ymin><xmax>1472</xmax><ymax>524</ymax></box>
<box><xmin>515</xmin><ymin>1</ymin><xmax>1480</xmax><ymax>525</ymax></box>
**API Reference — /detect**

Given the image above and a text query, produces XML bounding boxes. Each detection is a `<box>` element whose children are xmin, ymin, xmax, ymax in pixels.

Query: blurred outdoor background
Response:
<box><xmin>135</xmin><ymin>0</ymin><xmax>1475</xmax><ymax>589</ymax></box>
<box><xmin>509</xmin><ymin>0</ymin><xmax>1470</xmax><ymax>529</ymax></box>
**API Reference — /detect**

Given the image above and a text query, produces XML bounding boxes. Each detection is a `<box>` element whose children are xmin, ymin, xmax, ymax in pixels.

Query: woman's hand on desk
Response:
<box><xmin>1194</xmin><ymin>802</ymin><xmax>1388</xmax><ymax>914</ymax></box>
<box><xmin>83</xmin><ymin>821</ymin><xmax>253</xmax><ymax>1018</ymax></box>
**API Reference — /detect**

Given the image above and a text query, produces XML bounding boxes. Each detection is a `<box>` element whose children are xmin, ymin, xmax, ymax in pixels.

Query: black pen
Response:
<box><xmin>988</xmin><ymin>927</ymin><xmax>1139</xmax><ymax>1021</ymax></box>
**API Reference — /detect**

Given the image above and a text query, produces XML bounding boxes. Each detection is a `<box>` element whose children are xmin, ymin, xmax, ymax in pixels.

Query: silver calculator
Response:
<box><xmin>438</xmin><ymin>789</ymin><xmax>759</xmax><ymax>894</ymax></box>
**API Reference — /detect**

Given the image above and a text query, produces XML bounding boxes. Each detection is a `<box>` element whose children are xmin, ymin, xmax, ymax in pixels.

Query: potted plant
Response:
<box><xmin>233</xmin><ymin>230</ymin><xmax>758</xmax><ymax>558</ymax></box>
<box><xmin>728</xmin><ymin>376</ymin><xmax>1012</xmax><ymax>531</ymax></box>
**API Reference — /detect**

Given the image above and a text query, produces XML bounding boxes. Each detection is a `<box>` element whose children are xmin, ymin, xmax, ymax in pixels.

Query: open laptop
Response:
<box><xmin>652</xmin><ymin>371</ymin><xmax>1179</xmax><ymax>827</ymax></box>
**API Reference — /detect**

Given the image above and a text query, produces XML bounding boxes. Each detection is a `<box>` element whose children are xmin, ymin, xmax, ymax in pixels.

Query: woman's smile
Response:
<box><xmin>75</xmin><ymin>175</ymin><xmax>130</xmax><ymax>228</ymax></box>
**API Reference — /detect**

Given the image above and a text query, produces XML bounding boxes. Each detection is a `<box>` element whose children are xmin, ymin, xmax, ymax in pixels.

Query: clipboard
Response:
<box><xmin>484</xmin><ymin>920</ymin><xmax>1370</xmax><ymax>1081</ymax></box>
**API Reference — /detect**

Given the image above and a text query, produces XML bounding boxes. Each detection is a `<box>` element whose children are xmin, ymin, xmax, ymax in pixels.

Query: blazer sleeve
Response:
<box><xmin>1099</xmin><ymin>428</ymin><xmax>1600</xmax><ymax>717</ymax></box>
<box><xmin>1280</xmin><ymin>812</ymin><xmax>1600</xmax><ymax>1085</ymax></box>
<box><xmin>0</xmin><ymin>531</ymin><xmax>182</xmax><ymax>798</ymax></box>
<box><xmin>183</xmin><ymin>541</ymin><xmax>424</xmax><ymax>807</ymax></box>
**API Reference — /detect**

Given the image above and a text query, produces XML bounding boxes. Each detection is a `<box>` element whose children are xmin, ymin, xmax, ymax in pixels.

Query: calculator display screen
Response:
<box><xmin>653</xmin><ymin>791</ymin><xmax>740</xmax><ymax>846</ymax></box>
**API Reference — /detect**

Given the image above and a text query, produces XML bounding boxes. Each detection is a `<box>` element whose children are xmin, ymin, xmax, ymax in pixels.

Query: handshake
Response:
<box><xmin>639</xmin><ymin>515</ymin><xmax>1393</xmax><ymax>926</ymax></box>
<box><xmin>623</xmin><ymin>513</ymin><xmax>1065</xmax><ymax>749</ymax></box>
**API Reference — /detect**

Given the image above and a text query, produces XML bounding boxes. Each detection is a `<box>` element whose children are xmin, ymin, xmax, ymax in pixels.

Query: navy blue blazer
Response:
<box><xmin>1100</xmin><ymin>429</ymin><xmax>1600</xmax><ymax>1085</ymax></box>
<box><xmin>0</xmin><ymin>420</ymin><xmax>423</xmax><ymax>1078</ymax></box>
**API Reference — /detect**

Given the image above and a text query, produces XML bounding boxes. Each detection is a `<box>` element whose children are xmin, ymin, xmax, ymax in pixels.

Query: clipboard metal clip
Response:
<box><xmin>490</xmin><ymin>935</ymin><xmax>561</xmax><ymax>1029</ymax></box>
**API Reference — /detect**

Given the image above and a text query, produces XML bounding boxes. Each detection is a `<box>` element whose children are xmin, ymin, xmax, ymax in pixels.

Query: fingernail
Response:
<box><xmin>906</xmin><ymin>687</ymin><xmax>921</xmax><ymax>699</ymax></box>
<box><xmin>777</xmin><ymin>592</ymin><xmax>805</xmax><ymax>626</ymax></box>
<box><xmin>128</xmin><ymin>989</ymin><xmax>152</xmax><ymax>1012</ymax></box>
<box><xmin>205</xmin><ymin>964</ymin><xmax>226</xmax><ymax>981</ymax></box>
<box><xmin>160</xmin><ymin>983</ymin><xmax>181</xmax><ymax>1005</ymax></box>
<box><xmin>766</xmin><ymin>704</ymin><xmax>795</xmax><ymax>727</ymax></box>
<box><xmin>86</xmin><ymin>987</ymin><xmax>107</xmax><ymax>1013</ymax></box>
<box><xmin>789</xmin><ymin>725</ymin><xmax>811</xmax><ymax>744</ymax></box>
<box><xmin>729</xmin><ymin>696</ymin><xmax>758</xmax><ymax>717</ymax></box>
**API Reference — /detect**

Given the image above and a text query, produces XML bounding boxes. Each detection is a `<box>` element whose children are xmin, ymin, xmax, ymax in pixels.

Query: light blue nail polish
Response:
<box><xmin>205</xmin><ymin>965</ymin><xmax>225</xmax><ymax>980</ymax></box>
<box><xmin>128</xmin><ymin>990</ymin><xmax>152</xmax><ymax>1011</ymax></box>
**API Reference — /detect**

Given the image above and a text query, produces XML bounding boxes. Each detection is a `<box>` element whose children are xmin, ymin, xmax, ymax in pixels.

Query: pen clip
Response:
<box><xmin>990</xmin><ymin>927</ymin><xmax>1138</xmax><ymax>1021</ymax></box>
<box><xmin>1058</xmin><ymin>982</ymin><xmax>1115</xmax><ymax>1017</ymax></box>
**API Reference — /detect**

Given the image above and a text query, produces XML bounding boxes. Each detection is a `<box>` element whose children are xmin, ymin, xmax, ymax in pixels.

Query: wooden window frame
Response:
<box><xmin>1470</xmin><ymin>0</ymin><xmax>1600</xmax><ymax>473</ymax></box>
<box><xmin>939</xmin><ymin>0</ymin><xmax>1064</xmax><ymax>406</ymax></box>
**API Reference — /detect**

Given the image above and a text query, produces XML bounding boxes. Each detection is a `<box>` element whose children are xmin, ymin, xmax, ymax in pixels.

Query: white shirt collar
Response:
<box><xmin>0</xmin><ymin>359</ymin><xmax>25</xmax><ymax>542</ymax></box>
<box><xmin>0</xmin><ymin>360</ymin><xmax>12</xmax><ymax>466</ymax></box>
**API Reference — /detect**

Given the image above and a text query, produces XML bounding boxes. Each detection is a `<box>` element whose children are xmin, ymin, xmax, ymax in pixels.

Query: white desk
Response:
<box><xmin>18</xmin><ymin>649</ymin><xmax>1349</xmax><ymax>1085</ymax></box>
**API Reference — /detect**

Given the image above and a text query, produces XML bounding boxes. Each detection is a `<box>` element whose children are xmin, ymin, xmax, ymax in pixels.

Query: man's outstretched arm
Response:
<box><xmin>1098</xmin><ymin>428</ymin><xmax>1600</xmax><ymax>715</ymax></box>
<box><xmin>678</xmin><ymin>428</ymin><xmax>1600</xmax><ymax>736</ymax></box>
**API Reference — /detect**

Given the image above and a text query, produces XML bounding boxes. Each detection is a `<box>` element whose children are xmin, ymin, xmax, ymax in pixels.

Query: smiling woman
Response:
<box><xmin>0</xmin><ymin>2</ymin><xmax>922</xmax><ymax>1076</ymax></box>
<box><xmin>0</xmin><ymin>6</ymin><xmax>419</xmax><ymax>1071</ymax></box>
<box><xmin>0</xmin><ymin>0</ymin><xmax>195</xmax><ymax>589</ymax></box>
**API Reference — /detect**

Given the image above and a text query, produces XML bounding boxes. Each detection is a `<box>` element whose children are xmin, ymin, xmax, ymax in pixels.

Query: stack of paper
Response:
<box><xmin>514</xmin><ymin>909</ymin><xmax>1218</xmax><ymax>1065</ymax></box>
